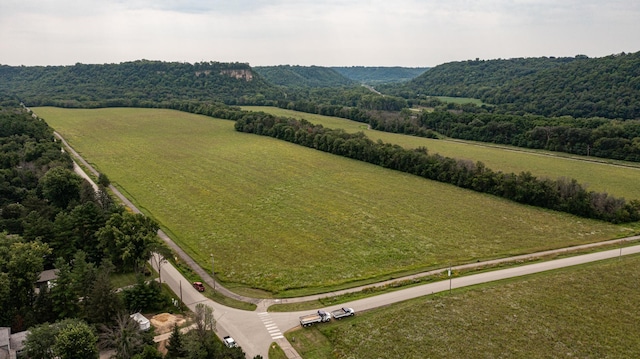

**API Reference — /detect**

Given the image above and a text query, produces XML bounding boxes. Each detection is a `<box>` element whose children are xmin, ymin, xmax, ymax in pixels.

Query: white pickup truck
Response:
<box><xmin>331</xmin><ymin>307</ymin><xmax>355</xmax><ymax>319</ymax></box>
<box><xmin>299</xmin><ymin>310</ymin><xmax>331</xmax><ymax>327</ymax></box>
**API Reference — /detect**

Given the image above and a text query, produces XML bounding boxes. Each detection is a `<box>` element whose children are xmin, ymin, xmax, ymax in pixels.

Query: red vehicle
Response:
<box><xmin>192</xmin><ymin>281</ymin><xmax>205</xmax><ymax>292</ymax></box>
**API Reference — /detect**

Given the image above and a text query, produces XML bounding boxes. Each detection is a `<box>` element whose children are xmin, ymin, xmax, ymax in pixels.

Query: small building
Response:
<box><xmin>130</xmin><ymin>313</ymin><xmax>150</xmax><ymax>331</ymax></box>
<box><xmin>0</xmin><ymin>327</ymin><xmax>27</xmax><ymax>359</ymax></box>
<box><xmin>35</xmin><ymin>269</ymin><xmax>58</xmax><ymax>294</ymax></box>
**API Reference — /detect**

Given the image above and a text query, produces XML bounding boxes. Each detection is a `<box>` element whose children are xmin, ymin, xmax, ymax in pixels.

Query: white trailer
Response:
<box><xmin>299</xmin><ymin>310</ymin><xmax>331</xmax><ymax>327</ymax></box>
<box><xmin>331</xmin><ymin>307</ymin><xmax>355</xmax><ymax>319</ymax></box>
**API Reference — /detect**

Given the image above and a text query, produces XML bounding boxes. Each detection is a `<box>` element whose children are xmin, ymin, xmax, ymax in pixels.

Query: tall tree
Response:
<box><xmin>83</xmin><ymin>260</ymin><xmax>123</xmax><ymax>325</ymax></box>
<box><xmin>39</xmin><ymin>167</ymin><xmax>82</xmax><ymax>209</ymax></box>
<box><xmin>23</xmin><ymin>321</ymin><xmax>58</xmax><ymax>359</ymax></box>
<box><xmin>70</xmin><ymin>250</ymin><xmax>96</xmax><ymax>300</ymax></box>
<box><xmin>7</xmin><ymin>240</ymin><xmax>51</xmax><ymax>330</ymax></box>
<box><xmin>99</xmin><ymin>313</ymin><xmax>146</xmax><ymax>359</ymax></box>
<box><xmin>49</xmin><ymin>257</ymin><xmax>78</xmax><ymax>320</ymax></box>
<box><xmin>97</xmin><ymin>212</ymin><xmax>160</xmax><ymax>273</ymax></box>
<box><xmin>52</xmin><ymin>320</ymin><xmax>99</xmax><ymax>359</ymax></box>
<box><xmin>193</xmin><ymin>303</ymin><xmax>216</xmax><ymax>339</ymax></box>
<box><xmin>165</xmin><ymin>324</ymin><xmax>187</xmax><ymax>359</ymax></box>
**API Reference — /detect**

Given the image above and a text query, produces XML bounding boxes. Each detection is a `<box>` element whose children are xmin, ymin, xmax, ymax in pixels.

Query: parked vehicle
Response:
<box><xmin>192</xmin><ymin>281</ymin><xmax>205</xmax><ymax>292</ymax></box>
<box><xmin>331</xmin><ymin>307</ymin><xmax>355</xmax><ymax>319</ymax></box>
<box><xmin>223</xmin><ymin>336</ymin><xmax>237</xmax><ymax>348</ymax></box>
<box><xmin>299</xmin><ymin>310</ymin><xmax>331</xmax><ymax>327</ymax></box>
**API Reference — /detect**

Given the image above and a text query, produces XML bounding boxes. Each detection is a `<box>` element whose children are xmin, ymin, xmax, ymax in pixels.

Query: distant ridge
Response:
<box><xmin>253</xmin><ymin>65</ymin><xmax>354</xmax><ymax>88</ymax></box>
<box><xmin>332</xmin><ymin>66</ymin><xmax>429</xmax><ymax>84</ymax></box>
<box><xmin>0</xmin><ymin>60</ymin><xmax>277</xmax><ymax>106</ymax></box>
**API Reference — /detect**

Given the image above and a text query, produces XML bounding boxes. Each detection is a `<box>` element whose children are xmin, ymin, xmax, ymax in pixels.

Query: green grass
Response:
<box><xmin>110</xmin><ymin>271</ymin><xmax>149</xmax><ymax>289</ymax></box>
<box><xmin>268</xmin><ymin>342</ymin><xmax>288</xmax><ymax>359</ymax></box>
<box><xmin>286</xmin><ymin>254</ymin><xmax>640</xmax><ymax>358</ymax></box>
<box><xmin>242</xmin><ymin>106</ymin><xmax>640</xmax><ymax>201</ymax></box>
<box><xmin>35</xmin><ymin>107</ymin><xmax>632</xmax><ymax>295</ymax></box>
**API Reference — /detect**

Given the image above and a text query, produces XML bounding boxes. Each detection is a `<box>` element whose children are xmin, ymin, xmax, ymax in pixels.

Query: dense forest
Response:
<box><xmin>388</xmin><ymin>56</ymin><xmax>578</xmax><ymax>99</ymax></box>
<box><xmin>253</xmin><ymin>65</ymin><xmax>355</xmax><ymax>87</ymax></box>
<box><xmin>0</xmin><ymin>60</ymin><xmax>279</xmax><ymax>106</ymax></box>
<box><xmin>369</xmin><ymin>106</ymin><xmax>640</xmax><ymax>162</ymax></box>
<box><xmin>391</xmin><ymin>52</ymin><xmax>640</xmax><ymax>120</ymax></box>
<box><xmin>486</xmin><ymin>52</ymin><xmax>640</xmax><ymax>119</ymax></box>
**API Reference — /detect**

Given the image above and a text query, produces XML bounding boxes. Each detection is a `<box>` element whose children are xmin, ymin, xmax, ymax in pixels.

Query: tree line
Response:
<box><xmin>233</xmin><ymin>112</ymin><xmax>640</xmax><ymax>223</ymax></box>
<box><xmin>369</xmin><ymin>108</ymin><xmax>640</xmax><ymax>162</ymax></box>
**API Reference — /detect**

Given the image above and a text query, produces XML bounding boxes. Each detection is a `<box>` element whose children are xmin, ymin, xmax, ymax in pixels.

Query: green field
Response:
<box><xmin>35</xmin><ymin>107</ymin><xmax>632</xmax><ymax>295</ymax></box>
<box><xmin>242</xmin><ymin>106</ymin><xmax>640</xmax><ymax>201</ymax></box>
<box><xmin>288</xmin><ymin>254</ymin><xmax>640</xmax><ymax>358</ymax></box>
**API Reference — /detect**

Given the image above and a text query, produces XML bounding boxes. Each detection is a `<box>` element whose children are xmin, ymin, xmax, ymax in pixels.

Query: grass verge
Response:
<box><xmin>268</xmin><ymin>342</ymin><xmax>288</xmax><ymax>359</ymax></box>
<box><xmin>287</xmin><ymin>253</ymin><xmax>640</xmax><ymax>358</ymax></box>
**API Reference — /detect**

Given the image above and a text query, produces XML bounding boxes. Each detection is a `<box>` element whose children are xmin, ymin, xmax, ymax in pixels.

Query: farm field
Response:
<box><xmin>242</xmin><ymin>106</ymin><xmax>640</xmax><ymax>202</ymax></box>
<box><xmin>35</xmin><ymin>107</ymin><xmax>631</xmax><ymax>296</ymax></box>
<box><xmin>288</xmin><ymin>254</ymin><xmax>640</xmax><ymax>358</ymax></box>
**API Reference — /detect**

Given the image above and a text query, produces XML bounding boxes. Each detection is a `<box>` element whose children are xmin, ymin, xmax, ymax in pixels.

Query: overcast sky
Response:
<box><xmin>1</xmin><ymin>0</ymin><xmax>638</xmax><ymax>67</ymax></box>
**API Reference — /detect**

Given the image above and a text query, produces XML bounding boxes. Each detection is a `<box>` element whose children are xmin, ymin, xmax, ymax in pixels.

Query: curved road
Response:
<box><xmin>57</xmin><ymin>132</ymin><xmax>640</xmax><ymax>358</ymax></box>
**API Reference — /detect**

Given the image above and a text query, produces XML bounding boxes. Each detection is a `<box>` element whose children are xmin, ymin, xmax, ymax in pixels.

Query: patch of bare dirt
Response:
<box><xmin>150</xmin><ymin>313</ymin><xmax>187</xmax><ymax>334</ymax></box>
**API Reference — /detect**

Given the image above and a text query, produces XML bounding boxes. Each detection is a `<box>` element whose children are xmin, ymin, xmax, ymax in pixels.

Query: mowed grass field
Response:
<box><xmin>289</xmin><ymin>254</ymin><xmax>640</xmax><ymax>358</ymax></box>
<box><xmin>242</xmin><ymin>106</ymin><xmax>640</xmax><ymax>201</ymax></box>
<box><xmin>35</xmin><ymin>107</ymin><xmax>631</xmax><ymax>295</ymax></box>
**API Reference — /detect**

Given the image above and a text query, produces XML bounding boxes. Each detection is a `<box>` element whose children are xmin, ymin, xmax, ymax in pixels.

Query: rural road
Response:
<box><xmin>58</xmin><ymin>131</ymin><xmax>640</xmax><ymax>359</ymax></box>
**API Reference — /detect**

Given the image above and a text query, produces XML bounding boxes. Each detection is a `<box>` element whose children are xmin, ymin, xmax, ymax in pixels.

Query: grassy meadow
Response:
<box><xmin>36</xmin><ymin>107</ymin><xmax>632</xmax><ymax>295</ymax></box>
<box><xmin>287</xmin><ymin>254</ymin><xmax>640</xmax><ymax>358</ymax></box>
<box><xmin>242</xmin><ymin>106</ymin><xmax>640</xmax><ymax>201</ymax></box>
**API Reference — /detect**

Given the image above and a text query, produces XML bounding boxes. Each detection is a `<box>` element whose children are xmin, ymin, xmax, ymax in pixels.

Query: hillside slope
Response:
<box><xmin>401</xmin><ymin>56</ymin><xmax>578</xmax><ymax>99</ymax></box>
<box><xmin>397</xmin><ymin>52</ymin><xmax>640</xmax><ymax>119</ymax></box>
<box><xmin>253</xmin><ymin>65</ymin><xmax>355</xmax><ymax>88</ymax></box>
<box><xmin>485</xmin><ymin>52</ymin><xmax>640</xmax><ymax>119</ymax></box>
<box><xmin>0</xmin><ymin>60</ymin><xmax>278</xmax><ymax>106</ymax></box>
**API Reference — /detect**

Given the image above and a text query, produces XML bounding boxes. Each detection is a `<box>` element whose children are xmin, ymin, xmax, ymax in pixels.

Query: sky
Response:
<box><xmin>1</xmin><ymin>0</ymin><xmax>639</xmax><ymax>67</ymax></box>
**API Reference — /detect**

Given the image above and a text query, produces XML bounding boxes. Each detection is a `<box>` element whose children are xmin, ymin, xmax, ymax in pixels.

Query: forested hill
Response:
<box><xmin>396</xmin><ymin>52</ymin><xmax>640</xmax><ymax>120</ymax></box>
<box><xmin>0</xmin><ymin>60</ymin><xmax>279</xmax><ymax>106</ymax></box>
<box><xmin>332</xmin><ymin>66</ymin><xmax>429</xmax><ymax>84</ymax></box>
<box><xmin>486</xmin><ymin>52</ymin><xmax>640</xmax><ymax>119</ymax></box>
<box><xmin>253</xmin><ymin>65</ymin><xmax>355</xmax><ymax>88</ymax></box>
<box><xmin>399</xmin><ymin>56</ymin><xmax>579</xmax><ymax>99</ymax></box>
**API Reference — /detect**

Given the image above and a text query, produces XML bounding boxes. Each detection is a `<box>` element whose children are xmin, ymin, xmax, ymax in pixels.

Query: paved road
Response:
<box><xmin>151</xmin><ymin>242</ymin><xmax>640</xmax><ymax>358</ymax></box>
<box><xmin>58</xmin><ymin>131</ymin><xmax>640</xmax><ymax>358</ymax></box>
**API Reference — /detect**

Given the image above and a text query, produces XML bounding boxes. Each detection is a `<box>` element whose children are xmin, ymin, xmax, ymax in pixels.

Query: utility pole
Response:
<box><xmin>211</xmin><ymin>253</ymin><xmax>215</xmax><ymax>290</ymax></box>
<box><xmin>448</xmin><ymin>265</ymin><xmax>452</xmax><ymax>294</ymax></box>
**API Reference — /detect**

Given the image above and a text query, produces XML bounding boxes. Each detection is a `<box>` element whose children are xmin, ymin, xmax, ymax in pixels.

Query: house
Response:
<box><xmin>130</xmin><ymin>313</ymin><xmax>150</xmax><ymax>331</ymax></box>
<box><xmin>35</xmin><ymin>269</ymin><xmax>58</xmax><ymax>294</ymax></box>
<box><xmin>0</xmin><ymin>327</ymin><xmax>27</xmax><ymax>359</ymax></box>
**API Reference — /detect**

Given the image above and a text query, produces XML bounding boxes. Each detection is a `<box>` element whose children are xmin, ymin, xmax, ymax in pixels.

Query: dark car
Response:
<box><xmin>192</xmin><ymin>281</ymin><xmax>205</xmax><ymax>292</ymax></box>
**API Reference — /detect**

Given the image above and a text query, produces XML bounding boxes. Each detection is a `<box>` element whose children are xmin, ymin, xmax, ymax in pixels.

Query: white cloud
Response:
<box><xmin>0</xmin><ymin>0</ymin><xmax>638</xmax><ymax>66</ymax></box>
